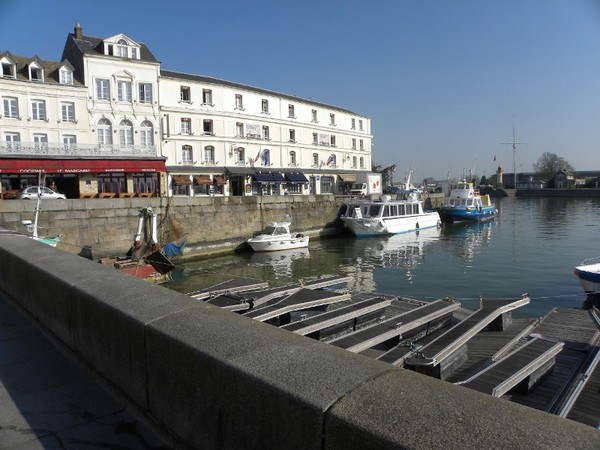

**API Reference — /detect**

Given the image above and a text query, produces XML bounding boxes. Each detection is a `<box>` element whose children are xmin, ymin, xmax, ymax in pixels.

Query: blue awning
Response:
<box><xmin>254</xmin><ymin>171</ymin><xmax>274</xmax><ymax>182</ymax></box>
<box><xmin>272</xmin><ymin>172</ymin><xmax>286</xmax><ymax>183</ymax></box>
<box><xmin>284</xmin><ymin>172</ymin><xmax>309</xmax><ymax>183</ymax></box>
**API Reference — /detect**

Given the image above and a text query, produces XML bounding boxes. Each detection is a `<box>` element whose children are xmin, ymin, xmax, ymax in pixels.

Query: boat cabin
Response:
<box><xmin>348</xmin><ymin>201</ymin><xmax>422</xmax><ymax>219</ymax></box>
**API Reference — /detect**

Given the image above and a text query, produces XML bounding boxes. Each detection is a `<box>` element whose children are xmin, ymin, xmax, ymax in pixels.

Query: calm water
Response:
<box><xmin>166</xmin><ymin>196</ymin><xmax>600</xmax><ymax>318</ymax></box>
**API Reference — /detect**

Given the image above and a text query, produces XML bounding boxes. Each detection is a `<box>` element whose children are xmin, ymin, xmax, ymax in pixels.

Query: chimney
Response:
<box><xmin>74</xmin><ymin>23</ymin><xmax>83</xmax><ymax>40</ymax></box>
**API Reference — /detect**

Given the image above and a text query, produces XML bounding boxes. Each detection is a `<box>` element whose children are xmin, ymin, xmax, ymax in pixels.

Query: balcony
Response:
<box><xmin>0</xmin><ymin>141</ymin><xmax>158</xmax><ymax>158</ymax></box>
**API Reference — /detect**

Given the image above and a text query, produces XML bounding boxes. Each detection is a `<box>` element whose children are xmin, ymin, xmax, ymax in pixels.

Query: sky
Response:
<box><xmin>1</xmin><ymin>0</ymin><xmax>600</xmax><ymax>181</ymax></box>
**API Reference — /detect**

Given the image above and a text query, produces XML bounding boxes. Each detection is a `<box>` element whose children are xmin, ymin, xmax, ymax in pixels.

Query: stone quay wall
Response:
<box><xmin>0</xmin><ymin>195</ymin><xmax>347</xmax><ymax>258</ymax></box>
<box><xmin>0</xmin><ymin>233</ymin><xmax>598</xmax><ymax>449</ymax></box>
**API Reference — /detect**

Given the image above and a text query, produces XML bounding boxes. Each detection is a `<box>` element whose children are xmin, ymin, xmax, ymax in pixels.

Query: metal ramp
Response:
<box><xmin>243</xmin><ymin>288</ymin><xmax>351</xmax><ymax>322</ymax></box>
<box><xmin>455</xmin><ymin>337</ymin><xmax>564</xmax><ymax>397</ymax></box>
<box><xmin>403</xmin><ymin>296</ymin><xmax>530</xmax><ymax>379</ymax></box>
<box><xmin>187</xmin><ymin>278</ymin><xmax>269</xmax><ymax>301</ymax></box>
<box><xmin>328</xmin><ymin>298</ymin><xmax>459</xmax><ymax>353</ymax></box>
<box><xmin>280</xmin><ymin>295</ymin><xmax>392</xmax><ymax>336</ymax></box>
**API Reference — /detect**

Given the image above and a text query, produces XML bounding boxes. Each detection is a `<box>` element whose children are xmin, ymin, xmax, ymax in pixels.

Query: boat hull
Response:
<box><xmin>247</xmin><ymin>235</ymin><xmax>309</xmax><ymax>252</ymax></box>
<box><xmin>439</xmin><ymin>206</ymin><xmax>496</xmax><ymax>223</ymax></box>
<box><xmin>342</xmin><ymin>212</ymin><xmax>440</xmax><ymax>237</ymax></box>
<box><xmin>574</xmin><ymin>262</ymin><xmax>600</xmax><ymax>293</ymax></box>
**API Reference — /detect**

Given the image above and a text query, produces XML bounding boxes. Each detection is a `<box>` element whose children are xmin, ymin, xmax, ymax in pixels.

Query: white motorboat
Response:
<box><xmin>573</xmin><ymin>257</ymin><xmax>600</xmax><ymax>294</ymax></box>
<box><xmin>247</xmin><ymin>222</ymin><xmax>309</xmax><ymax>252</ymax></box>
<box><xmin>341</xmin><ymin>193</ymin><xmax>440</xmax><ymax>237</ymax></box>
<box><xmin>439</xmin><ymin>180</ymin><xmax>497</xmax><ymax>223</ymax></box>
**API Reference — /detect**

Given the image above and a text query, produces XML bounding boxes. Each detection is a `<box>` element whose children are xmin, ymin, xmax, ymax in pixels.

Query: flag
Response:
<box><xmin>326</xmin><ymin>155</ymin><xmax>334</xmax><ymax>166</ymax></box>
<box><xmin>493</xmin><ymin>155</ymin><xmax>496</xmax><ymax>162</ymax></box>
<box><xmin>254</xmin><ymin>149</ymin><xmax>262</xmax><ymax>162</ymax></box>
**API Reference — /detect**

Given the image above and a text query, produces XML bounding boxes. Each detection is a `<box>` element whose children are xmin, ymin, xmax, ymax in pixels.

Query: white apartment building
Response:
<box><xmin>1</xmin><ymin>24</ymin><xmax>372</xmax><ymax>199</ymax></box>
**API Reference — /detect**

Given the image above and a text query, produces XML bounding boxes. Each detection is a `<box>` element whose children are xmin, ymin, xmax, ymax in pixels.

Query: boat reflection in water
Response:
<box><xmin>441</xmin><ymin>220</ymin><xmax>494</xmax><ymax>265</ymax></box>
<box><xmin>343</xmin><ymin>226</ymin><xmax>441</xmax><ymax>293</ymax></box>
<box><xmin>248</xmin><ymin>248</ymin><xmax>310</xmax><ymax>277</ymax></box>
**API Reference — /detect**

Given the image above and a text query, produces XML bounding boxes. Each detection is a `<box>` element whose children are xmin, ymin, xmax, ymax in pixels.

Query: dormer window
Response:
<box><xmin>1</xmin><ymin>59</ymin><xmax>16</xmax><ymax>79</ymax></box>
<box><xmin>29</xmin><ymin>63</ymin><xmax>44</xmax><ymax>82</ymax></box>
<box><xmin>104</xmin><ymin>36</ymin><xmax>141</xmax><ymax>60</ymax></box>
<box><xmin>59</xmin><ymin>67</ymin><xmax>73</xmax><ymax>85</ymax></box>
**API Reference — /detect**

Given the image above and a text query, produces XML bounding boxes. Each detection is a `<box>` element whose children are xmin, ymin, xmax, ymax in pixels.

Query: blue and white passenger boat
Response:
<box><xmin>573</xmin><ymin>257</ymin><xmax>600</xmax><ymax>294</ymax></box>
<box><xmin>439</xmin><ymin>181</ymin><xmax>496</xmax><ymax>223</ymax></box>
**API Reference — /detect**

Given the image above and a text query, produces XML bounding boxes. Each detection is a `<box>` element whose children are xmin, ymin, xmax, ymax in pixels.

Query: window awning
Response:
<box><xmin>254</xmin><ymin>171</ymin><xmax>276</xmax><ymax>183</ymax></box>
<box><xmin>193</xmin><ymin>175</ymin><xmax>212</xmax><ymax>185</ymax></box>
<box><xmin>172</xmin><ymin>175</ymin><xmax>192</xmax><ymax>186</ymax></box>
<box><xmin>338</xmin><ymin>173</ymin><xmax>357</xmax><ymax>182</ymax></box>
<box><xmin>226</xmin><ymin>167</ymin><xmax>254</xmax><ymax>175</ymax></box>
<box><xmin>272</xmin><ymin>172</ymin><xmax>286</xmax><ymax>183</ymax></box>
<box><xmin>285</xmin><ymin>172</ymin><xmax>309</xmax><ymax>183</ymax></box>
<box><xmin>0</xmin><ymin>158</ymin><xmax>167</xmax><ymax>174</ymax></box>
<box><xmin>214</xmin><ymin>175</ymin><xmax>227</xmax><ymax>185</ymax></box>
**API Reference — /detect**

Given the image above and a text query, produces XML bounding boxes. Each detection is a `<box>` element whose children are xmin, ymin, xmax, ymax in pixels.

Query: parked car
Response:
<box><xmin>17</xmin><ymin>186</ymin><xmax>66</xmax><ymax>200</ymax></box>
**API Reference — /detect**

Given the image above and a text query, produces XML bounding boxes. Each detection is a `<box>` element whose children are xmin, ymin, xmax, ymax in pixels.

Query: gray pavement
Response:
<box><xmin>0</xmin><ymin>292</ymin><xmax>171</xmax><ymax>449</ymax></box>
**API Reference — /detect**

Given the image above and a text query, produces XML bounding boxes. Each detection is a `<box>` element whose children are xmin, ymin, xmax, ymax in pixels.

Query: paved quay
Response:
<box><xmin>0</xmin><ymin>292</ymin><xmax>171</xmax><ymax>449</ymax></box>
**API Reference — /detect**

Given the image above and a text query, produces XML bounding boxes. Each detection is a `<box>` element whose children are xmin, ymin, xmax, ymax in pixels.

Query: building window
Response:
<box><xmin>236</xmin><ymin>122</ymin><xmax>244</xmax><ymax>138</ymax></box>
<box><xmin>203</xmin><ymin>119</ymin><xmax>213</xmax><ymax>135</ymax></box>
<box><xmin>180</xmin><ymin>86</ymin><xmax>191</xmax><ymax>102</ymax></box>
<box><xmin>359</xmin><ymin>119</ymin><xmax>364</xmax><ymax>131</ymax></box>
<box><xmin>29</xmin><ymin>65</ymin><xmax>43</xmax><ymax>82</ymax></box>
<box><xmin>289</xmin><ymin>151</ymin><xmax>296</xmax><ymax>165</ymax></box>
<box><xmin>288</xmin><ymin>104</ymin><xmax>295</xmax><ymax>118</ymax></box>
<box><xmin>352</xmin><ymin>138</ymin><xmax>356</xmax><ymax>150</ymax></box>
<box><xmin>1</xmin><ymin>61</ymin><xmax>15</xmax><ymax>79</ymax></box>
<box><xmin>261</xmin><ymin>99</ymin><xmax>269</xmax><ymax>114</ymax></box>
<box><xmin>330</xmin><ymin>135</ymin><xmax>336</xmax><ymax>147</ymax></box>
<box><xmin>108</xmin><ymin>38</ymin><xmax>140</xmax><ymax>60</ymax></box>
<box><xmin>97</xmin><ymin>118</ymin><xmax>112</xmax><ymax>146</ymax></box>
<box><xmin>330</xmin><ymin>113</ymin><xmax>336</xmax><ymax>126</ymax></box>
<box><xmin>236</xmin><ymin>147</ymin><xmax>245</xmax><ymax>163</ymax></box>
<box><xmin>360</xmin><ymin>157</ymin><xmax>365</xmax><ymax>169</ymax></box>
<box><xmin>235</xmin><ymin>94</ymin><xmax>243</xmax><ymax>110</ymax></box>
<box><xmin>312</xmin><ymin>133</ymin><xmax>318</xmax><ymax>145</ymax></box>
<box><xmin>117</xmin><ymin>80</ymin><xmax>132</xmax><ymax>102</ymax></box>
<box><xmin>289</xmin><ymin>129</ymin><xmax>296</xmax><ymax>142</ymax></box>
<box><xmin>59</xmin><ymin>68</ymin><xmax>73</xmax><ymax>85</ymax></box>
<box><xmin>311</xmin><ymin>109</ymin><xmax>318</xmax><ymax>123</ymax></box>
<box><xmin>33</xmin><ymin>134</ymin><xmax>48</xmax><ymax>151</ymax></box>
<box><xmin>5</xmin><ymin>132</ymin><xmax>21</xmax><ymax>150</ymax></box>
<box><xmin>3</xmin><ymin>97</ymin><xmax>18</xmax><ymax>118</ymax></box>
<box><xmin>181</xmin><ymin>118</ymin><xmax>191</xmax><ymax>134</ymax></box>
<box><xmin>202</xmin><ymin>89</ymin><xmax>213</xmax><ymax>105</ymax></box>
<box><xmin>204</xmin><ymin>145</ymin><xmax>215</xmax><ymax>164</ymax></box>
<box><xmin>61</xmin><ymin>102</ymin><xmax>75</xmax><ymax>122</ymax></box>
<box><xmin>351</xmin><ymin>118</ymin><xmax>356</xmax><ymax>130</ymax></box>
<box><xmin>262</xmin><ymin>126</ymin><xmax>270</xmax><ymax>140</ymax></box>
<box><xmin>139</xmin><ymin>83</ymin><xmax>152</xmax><ymax>103</ymax></box>
<box><xmin>312</xmin><ymin>153</ymin><xmax>319</xmax><ymax>167</ymax></box>
<box><xmin>359</xmin><ymin>139</ymin><xmax>364</xmax><ymax>151</ymax></box>
<box><xmin>140</xmin><ymin>120</ymin><xmax>154</xmax><ymax>147</ymax></box>
<box><xmin>320</xmin><ymin>176</ymin><xmax>334</xmax><ymax>194</ymax></box>
<box><xmin>352</xmin><ymin>156</ymin><xmax>357</xmax><ymax>168</ymax></box>
<box><xmin>63</xmin><ymin>135</ymin><xmax>77</xmax><ymax>150</ymax></box>
<box><xmin>182</xmin><ymin>145</ymin><xmax>193</xmax><ymax>164</ymax></box>
<box><xmin>96</xmin><ymin>79</ymin><xmax>110</xmax><ymax>100</ymax></box>
<box><xmin>119</xmin><ymin>119</ymin><xmax>134</xmax><ymax>146</ymax></box>
<box><xmin>31</xmin><ymin>100</ymin><xmax>46</xmax><ymax>121</ymax></box>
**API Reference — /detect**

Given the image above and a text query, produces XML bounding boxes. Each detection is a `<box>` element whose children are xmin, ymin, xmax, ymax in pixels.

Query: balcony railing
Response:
<box><xmin>0</xmin><ymin>142</ymin><xmax>158</xmax><ymax>158</ymax></box>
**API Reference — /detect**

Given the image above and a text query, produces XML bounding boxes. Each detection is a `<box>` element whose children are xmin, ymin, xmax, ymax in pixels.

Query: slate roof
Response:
<box><xmin>61</xmin><ymin>32</ymin><xmax>159</xmax><ymax>63</ymax></box>
<box><xmin>0</xmin><ymin>51</ymin><xmax>83</xmax><ymax>87</ymax></box>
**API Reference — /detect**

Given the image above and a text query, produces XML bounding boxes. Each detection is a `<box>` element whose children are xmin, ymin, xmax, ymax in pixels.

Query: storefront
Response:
<box><xmin>0</xmin><ymin>158</ymin><xmax>166</xmax><ymax>199</ymax></box>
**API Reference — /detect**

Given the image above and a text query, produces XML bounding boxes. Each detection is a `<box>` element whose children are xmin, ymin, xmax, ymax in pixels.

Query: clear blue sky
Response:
<box><xmin>2</xmin><ymin>0</ymin><xmax>599</xmax><ymax>181</ymax></box>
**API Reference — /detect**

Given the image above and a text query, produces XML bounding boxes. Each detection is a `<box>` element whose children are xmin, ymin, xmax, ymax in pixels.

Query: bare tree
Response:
<box><xmin>533</xmin><ymin>152</ymin><xmax>574</xmax><ymax>181</ymax></box>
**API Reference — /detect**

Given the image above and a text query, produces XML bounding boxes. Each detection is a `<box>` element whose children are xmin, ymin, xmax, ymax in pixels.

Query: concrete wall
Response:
<box><xmin>0</xmin><ymin>232</ymin><xmax>598</xmax><ymax>449</ymax></box>
<box><xmin>0</xmin><ymin>195</ymin><xmax>346</xmax><ymax>258</ymax></box>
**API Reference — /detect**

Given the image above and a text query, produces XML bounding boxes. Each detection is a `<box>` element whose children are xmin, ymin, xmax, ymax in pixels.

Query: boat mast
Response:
<box><xmin>32</xmin><ymin>170</ymin><xmax>45</xmax><ymax>239</ymax></box>
<box><xmin>501</xmin><ymin>117</ymin><xmax>526</xmax><ymax>188</ymax></box>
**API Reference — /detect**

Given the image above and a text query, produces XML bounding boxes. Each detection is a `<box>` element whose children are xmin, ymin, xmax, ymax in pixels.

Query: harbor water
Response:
<box><xmin>166</xmin><ymin>196</ymin><xmax>600</xmax><ymax>318</ymax></box>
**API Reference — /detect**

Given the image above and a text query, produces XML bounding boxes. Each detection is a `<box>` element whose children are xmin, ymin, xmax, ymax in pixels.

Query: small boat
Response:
<box><xmin>439</xmin><ymin>180</ymin><xmax>497</xmax><ymax>223</ymax></box>
<box><xmin>21</xmin><ymin>172</ymin><xmax>62</xmax><ymax>247</ymax></box>
<box><xmin>341</xmin><ymin>193</ymin><xmax>440</xmax><ymax>237</ymax></box>
<box><xmin>247</xmin><ymin>222</ymin><xmax>309</xmax><ymax>252</ymax></box>
<box><xmin>573</xmin><ymin>257</ymin><xmax>600</xmax><ymax>294</ymax></box>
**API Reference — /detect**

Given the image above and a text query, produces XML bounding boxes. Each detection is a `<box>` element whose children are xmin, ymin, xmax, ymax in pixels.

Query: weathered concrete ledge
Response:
<box><xmin>0</xmin><ymin>232</ymin><xmax>598</xmax><ymax>449</ymax></box>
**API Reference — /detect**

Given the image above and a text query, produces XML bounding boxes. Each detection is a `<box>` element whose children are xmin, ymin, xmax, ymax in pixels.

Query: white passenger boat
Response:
<box><xmin>247</xmin><ymin>222</ymin><xmax>309</xmax><ymax>252</ymax></box>
<box><xmin>573</xmin><ymin>257</ymin><xmax>600</xmax><ymax>294</ymax></box>
<box><xmin>341</xmin><ymin>192</ymin><xmax>440</xmax><ymax>237</ymax></box>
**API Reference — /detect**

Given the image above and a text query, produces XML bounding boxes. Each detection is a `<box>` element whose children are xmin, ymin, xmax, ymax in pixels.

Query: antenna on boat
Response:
<box><xmin>501</xmin><ymin>116</ymin><xmax>526</xmax><ymax>188</ymax></box>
